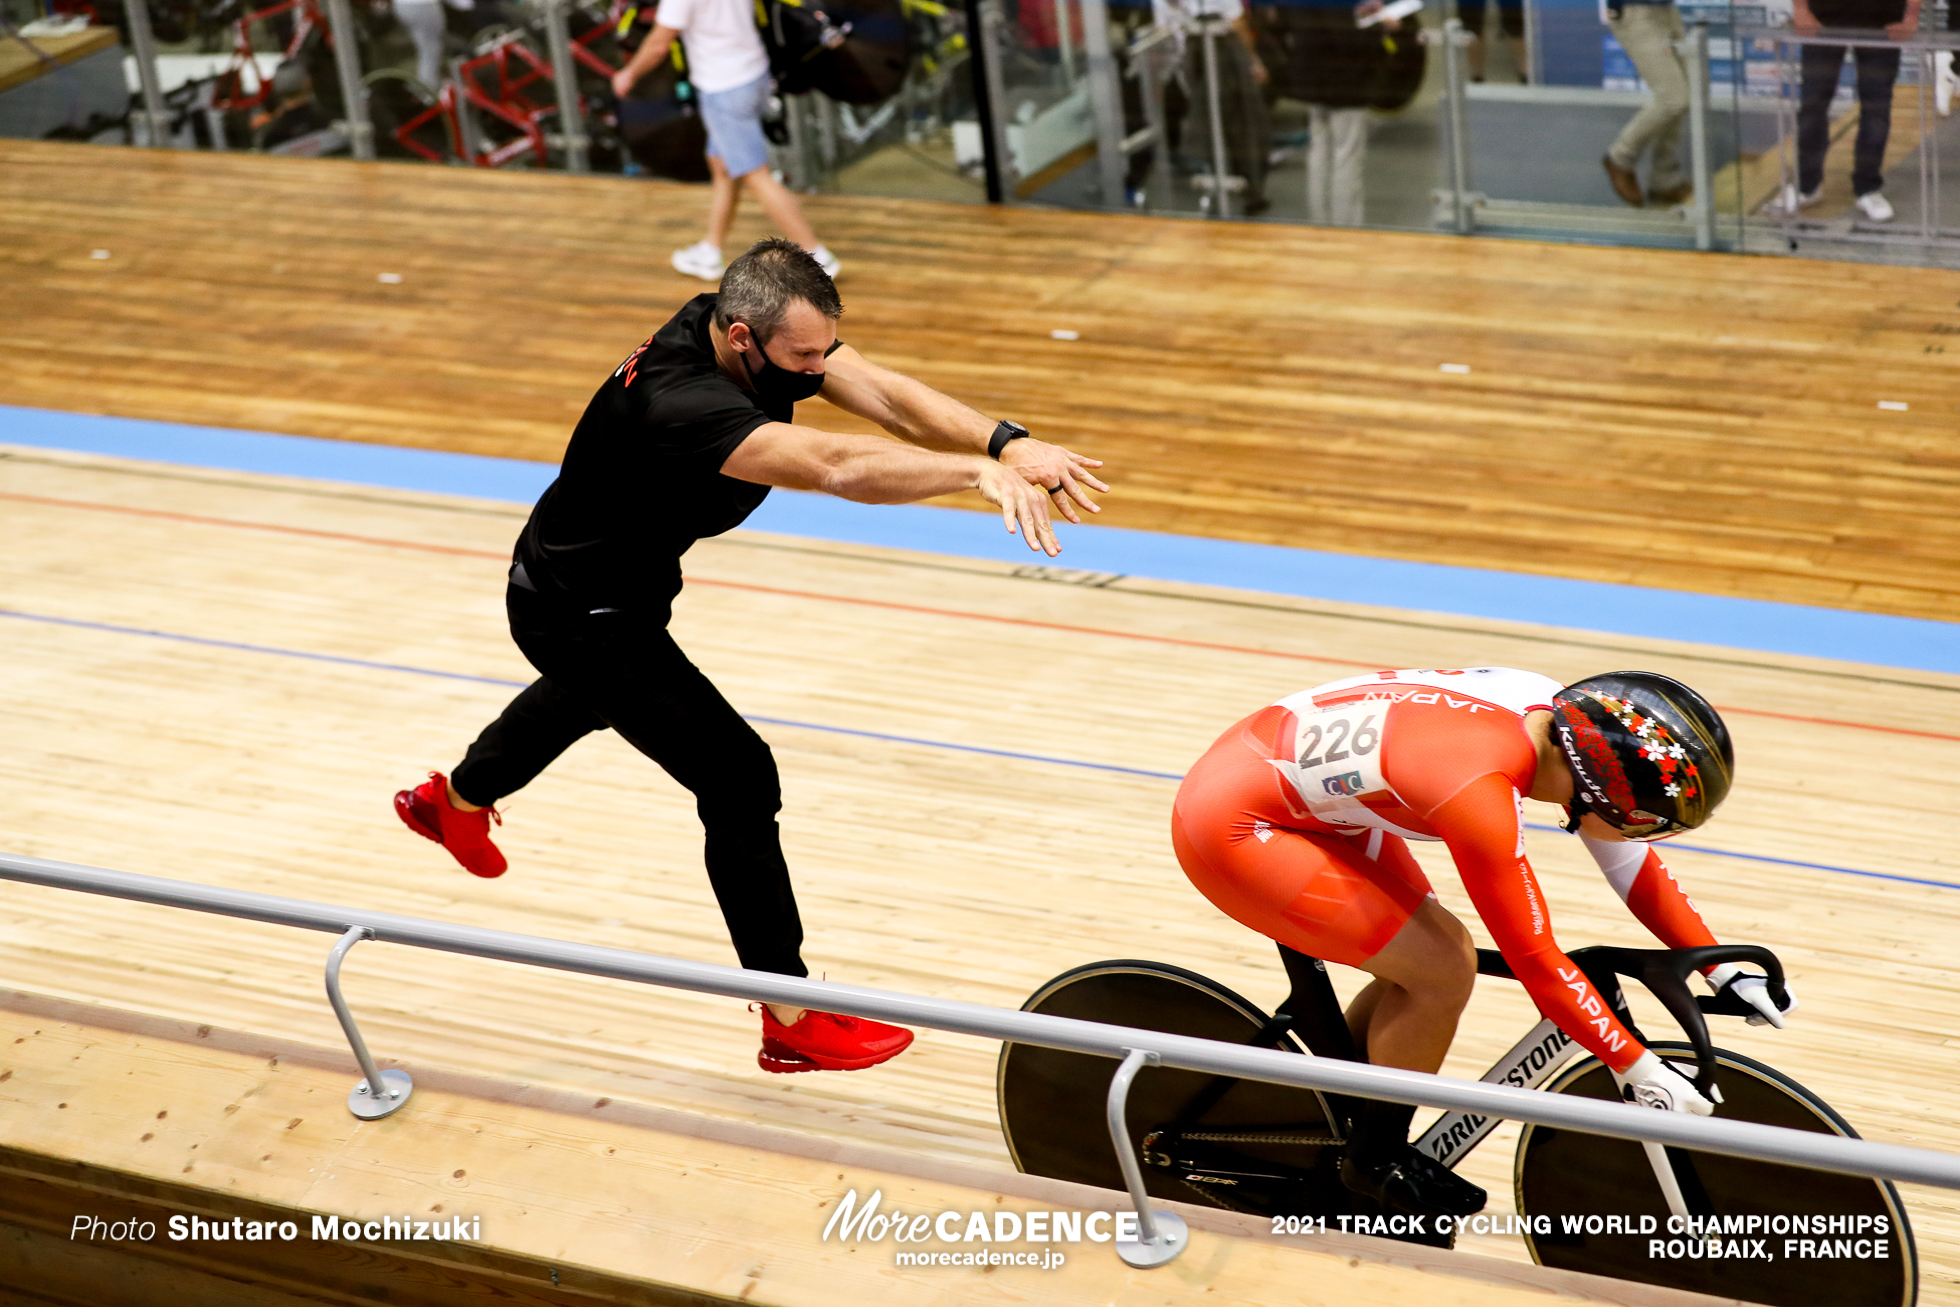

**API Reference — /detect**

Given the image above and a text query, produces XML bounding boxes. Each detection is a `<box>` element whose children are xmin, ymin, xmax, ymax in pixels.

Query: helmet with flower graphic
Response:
<box><xmin>1551</xmin><ymin>672</ymin><xmax>1734</xmax><ymax>841</ymax></box>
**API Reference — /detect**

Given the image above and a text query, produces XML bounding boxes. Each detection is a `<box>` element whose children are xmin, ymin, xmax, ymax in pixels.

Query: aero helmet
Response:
<box><xmin>1550</xmin><ymin>672</ymin><xmax>1733</xmax><ymax>841</ymax></box>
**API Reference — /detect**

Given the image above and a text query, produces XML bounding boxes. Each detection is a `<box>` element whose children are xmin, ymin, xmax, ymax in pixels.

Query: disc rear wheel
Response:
<box><xmin>999</xmin><ymin>959</ymin><xmax>1444</xmax><ymax>1242</ymax></box>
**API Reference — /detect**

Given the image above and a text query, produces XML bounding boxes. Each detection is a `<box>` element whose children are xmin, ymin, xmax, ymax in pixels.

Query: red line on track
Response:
<box><xmin>11</xmin><ymin>489</ymin><xmax>1956</xmax><ymax>744</ymax></box>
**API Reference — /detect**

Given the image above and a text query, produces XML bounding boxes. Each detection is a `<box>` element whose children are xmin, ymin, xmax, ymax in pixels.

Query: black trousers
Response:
<box><xmin>450</xmin><ymin>584</ymin><xmax>808</xmax><ymax>978</ymax></box>
<box><xmin>1797</xmin><ymin>42</ymin><xmax>1901</xmax><ymax>197</ymax></box>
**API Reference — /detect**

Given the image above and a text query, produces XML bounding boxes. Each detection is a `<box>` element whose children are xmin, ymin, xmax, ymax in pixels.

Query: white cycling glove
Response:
<box><xmin>1706</xmin><ymin>963</ymin><xmax>1799</xmax><ymax>1029</ymax></box>
<box><xmin>1614</xmin><ymin>1050</ymin><xmax>1718</xmax><ymax>1115</ymax></box>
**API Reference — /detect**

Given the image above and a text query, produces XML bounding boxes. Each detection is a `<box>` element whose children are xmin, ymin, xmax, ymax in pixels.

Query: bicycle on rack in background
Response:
<box><xmin>998</xmin><ymin>943</ymin><xmax>1915</xmax><ymax>1307</ymax></box>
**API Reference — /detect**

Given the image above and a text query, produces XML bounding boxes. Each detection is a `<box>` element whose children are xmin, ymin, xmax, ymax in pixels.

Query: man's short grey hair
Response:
<box><xmin>713</xmin><ymin>238</ymin><xmax>843</xmax><ymax>343</ymax></box>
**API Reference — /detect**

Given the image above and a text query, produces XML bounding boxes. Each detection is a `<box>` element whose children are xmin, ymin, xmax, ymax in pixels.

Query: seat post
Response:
<box><xmin>1274</xmin><ymin>945</ymin><xmax>1361</xmax><ymax>1063</ymax></box>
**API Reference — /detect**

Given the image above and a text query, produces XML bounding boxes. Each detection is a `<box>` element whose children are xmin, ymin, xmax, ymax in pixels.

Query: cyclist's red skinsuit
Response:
<box><xmin>1172</xmin><ymin>668</ymin><xmax>1718</xmax><ymax>1074</ymax></box>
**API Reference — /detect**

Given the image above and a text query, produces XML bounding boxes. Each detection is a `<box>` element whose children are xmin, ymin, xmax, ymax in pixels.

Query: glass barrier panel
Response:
<box><xmin>1736</xmin><ymin>12</ymin><xmax>1960</xmax><ymax>255</ymax></box>
<box><xmin>778</xmin><ymin>0</ymin><xmax>990</xmax><ymax>201</ymax></box>
<box><xmin>1446</xmin><ymin>0</ymin><xmax>1745</xmax><ymax>250</ymax></box>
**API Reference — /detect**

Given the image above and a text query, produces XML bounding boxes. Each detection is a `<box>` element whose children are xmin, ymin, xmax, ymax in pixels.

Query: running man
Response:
<box><xmin>395</xmin><ymin>239</ymin><xmax>1107</xmax><ymax>1076</ymax></box>
<box><xmin>1173</xmin><ymin>667</ymin><xmax>1797</xmax><ymax>1216</ymax></box>
<box><xmin>610</xmin><ymin>0</ymin><xmax>838</xmax><ymax>280</ymax></box>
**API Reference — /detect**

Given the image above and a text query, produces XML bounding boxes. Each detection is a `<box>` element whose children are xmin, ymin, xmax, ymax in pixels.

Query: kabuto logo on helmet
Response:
<box><xmin>1550</xmin><ymin>672</ymin><xmax>1735</xmax><ymax>841</ymax></box>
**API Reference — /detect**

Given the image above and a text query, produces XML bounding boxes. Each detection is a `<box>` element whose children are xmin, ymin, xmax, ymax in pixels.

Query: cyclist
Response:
<box><xmin>1172</xmin><ymin>667</ymin><xmax>1797</xmax><ymax>1217</ymax></box>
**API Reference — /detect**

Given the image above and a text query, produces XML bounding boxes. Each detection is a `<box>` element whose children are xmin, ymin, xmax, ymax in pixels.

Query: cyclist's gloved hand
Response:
<box><xmin>1614</xmin><ymin>1050</ymin><xmax>1718</xmax><ymax>1115</ymax></box>
<box><xmin>1707</xmin><ymin>963</ymin><xmax>1799</xmax><ymax>1029</ymax></box>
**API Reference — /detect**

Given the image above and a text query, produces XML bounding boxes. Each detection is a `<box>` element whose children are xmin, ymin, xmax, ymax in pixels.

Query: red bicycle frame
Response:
<box><xmin>393</xmin><ymin>4</ymin><xmax>629</xmax><ymax>168</ymax></box>
<box><xmin>209</xmin><ymin>0</ymin><xmax>328</xmax><ymax>114</ymax></box>
<box><xmin>392</xmin><ymin>33</ymin><xmax>553</xmax><ymax>165</ymax></box>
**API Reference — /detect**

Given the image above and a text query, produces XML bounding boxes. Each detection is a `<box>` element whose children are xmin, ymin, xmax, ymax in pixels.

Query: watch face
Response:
<box><xmin>1004</xmin><ymin>422</ymin><xmax>1028</xmax><ymax>437</ymax></box>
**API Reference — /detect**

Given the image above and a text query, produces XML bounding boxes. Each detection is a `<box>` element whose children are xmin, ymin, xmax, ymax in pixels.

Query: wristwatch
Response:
<box><xmin>988</xmin><ymin>419</ymin><xmax>1030</xmax><ymax>459</ymax></box>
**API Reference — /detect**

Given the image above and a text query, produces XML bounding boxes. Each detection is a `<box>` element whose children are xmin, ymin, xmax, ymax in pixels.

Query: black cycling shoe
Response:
<box><xmin>1339</xmin><ymin>1146</ymin><xmax>1488</xmax><ymax>1218</ymax></box>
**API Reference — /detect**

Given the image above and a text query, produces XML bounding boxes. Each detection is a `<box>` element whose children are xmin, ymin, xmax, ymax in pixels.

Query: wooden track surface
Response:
<box><xmin>2</xmin><ymin>445</ymin><xmax>1958</xmax><ymax>1301</ymax></box>
<box><xmin>0</xmin><ymin>28</ymin><xmax>117</xmax><ymax>95</ymax></box>
<box><xmin>5</xmin><ymin>140</ymin><xmax>1960</xmax><ymax>621</ymax></box>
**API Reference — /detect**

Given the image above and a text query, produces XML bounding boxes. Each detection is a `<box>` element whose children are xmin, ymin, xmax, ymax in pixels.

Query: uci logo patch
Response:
<box><xmin>1322</xmin><ymin>771</ymin><xmax>1366</xmax><ymax>797</ymax></box>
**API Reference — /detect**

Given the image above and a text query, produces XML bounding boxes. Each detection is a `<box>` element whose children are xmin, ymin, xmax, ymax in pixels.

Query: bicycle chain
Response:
<box><xmin>1173</xmin><ymin>1130</ymin><xmax>1341</xmax><ymax>1147</ymax></box>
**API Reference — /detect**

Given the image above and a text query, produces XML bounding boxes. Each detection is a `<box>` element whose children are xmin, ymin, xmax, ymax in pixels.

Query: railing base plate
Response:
<box><xmin>1116</xmin><ymin>1211</ymin><xmax>1187</xmax><ymax>1268</ymax></box>
<box><xmin>348</xmin><ymin>1069</ymin><xmax>414</xmax><ymax>1120</ymax></box>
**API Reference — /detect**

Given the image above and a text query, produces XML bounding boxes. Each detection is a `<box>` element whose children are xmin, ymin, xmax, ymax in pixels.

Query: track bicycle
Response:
<box><xmin>997</xmin><ymin>943</ymin><xmax>1916</xmax><ymax>1306</ymax></box>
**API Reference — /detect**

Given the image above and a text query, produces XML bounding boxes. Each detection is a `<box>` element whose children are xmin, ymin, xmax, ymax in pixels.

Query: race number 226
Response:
<box><xmin>1299</xmin><ymin>713</ymin><xmax>1379</xmax><ymax>768</ymax></box>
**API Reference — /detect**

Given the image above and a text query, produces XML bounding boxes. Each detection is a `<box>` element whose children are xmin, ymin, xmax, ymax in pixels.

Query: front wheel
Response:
<box><xmin>1515</xmin><ymin>1042</ymin><xmax>1916</xmax><ymax>1307</ymax></box>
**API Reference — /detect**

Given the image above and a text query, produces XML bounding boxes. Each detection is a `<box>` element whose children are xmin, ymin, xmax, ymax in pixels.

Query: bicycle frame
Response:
<box><xmin>1415</xmin><ymin>942</ymin><xmax>1789</xmax><ymax>1224</ymax></box>
<box><xmin>390</xmin><ymin>34</ymin><xmax>553</xmax><ymax>166</ymax></box>
<box><xmin>392</xmin><ymin>5</ymin><xmax>625</xmax><ymax>168</ymax></box>
<box><xmin>210</xmin><ymin>0</ymin><xmax>328</xmax><ymax>114</ymax></box>
<box><xmin>1418</xmin><ymin>1017</ymin><xmax>1583</xmax><ymax>1169</ymax></box>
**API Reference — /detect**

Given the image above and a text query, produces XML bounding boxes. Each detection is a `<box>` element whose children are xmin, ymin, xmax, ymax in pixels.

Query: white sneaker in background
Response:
<box><xmin>810</xmin><ymin>245</ymin><xmax>841</xmax><ymax>279</ymax></box>
<box><xmin>1769</xmin><ymin>183</ymin><xmax>1823</xmax><ymax>214</ymax></box>
<box><xmin>671</xmin><ymin>241</ymin><xmax>724</xmax><ymax>281</ymax></box>
<box><xmin>1937</xmin><ymin>51</ymin><xmax>1955</xmax><ymax>117</ymax></box>
<box><xmin>1854</xmin><ymin>190</ymin><xmax>1894</xmax><ymax>223</ymax></box>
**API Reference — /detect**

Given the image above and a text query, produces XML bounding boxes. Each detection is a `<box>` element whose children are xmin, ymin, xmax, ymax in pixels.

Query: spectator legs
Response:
<box><xmin>1306</xmin><ymin>105</ymin><xmax>1367</xmax><ymax>227</ymax></box>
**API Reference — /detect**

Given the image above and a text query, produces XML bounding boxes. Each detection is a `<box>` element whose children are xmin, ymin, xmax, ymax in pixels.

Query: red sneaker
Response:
<box><xmin>758</xmin><ymin>1006</ymin><xmax>914</xmax><ymax>1073</ymax></box>
<box><xmin>394</xmin><ymin>772</ymin><xmax>507</xmax><ymax>878</ymax></box>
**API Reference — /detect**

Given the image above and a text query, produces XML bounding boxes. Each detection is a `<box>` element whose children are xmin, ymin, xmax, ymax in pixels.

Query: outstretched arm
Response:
<box><xmin>1431</xmin><ymin>775</ymin><xmax>1647</xmax><ymax>1073</ymax></box>
<box><xmin>720</xmin><ymin>421</ymin><xmax>1064</xmax><ymax>555</ymax></box>
<box><xmin>816</xmin><ymin>345</ymin><xmax>1109</xmax><ymax>522</ymax></box>
<box><xmin>1580</xmin><ymin>834</ymin><xmax>1718</xmax><ymax>952</ymax></box>
<box><xmin>1581</xmin><ymin>833</ymin><xmax>1794</xmax><ymax>1026</ymax></box>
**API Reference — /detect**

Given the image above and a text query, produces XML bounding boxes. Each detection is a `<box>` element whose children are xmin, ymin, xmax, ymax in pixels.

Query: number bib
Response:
<box><xmin>1275</xmin><ymin>698</ymin><xmax>1388</xmax><ymax>828</ymax></box>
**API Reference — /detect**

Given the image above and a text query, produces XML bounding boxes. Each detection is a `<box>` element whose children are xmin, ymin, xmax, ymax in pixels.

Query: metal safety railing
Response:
<box><xmin>1430</xmin><ymin>16</ymin><xmax>1720</xmax><ymax>249</ymax></box>
<box><xmin>1739</xmin><ymin>25</ymin><xmax>1960</xmax><ymax>248</ymax></box>
<box><xmin>6</xmin><ymin>850</ymin><xmax>1960</xmax><ymax>1269</ymax></box>
<box><xmin>114</xmin><ymin>0</ymin><xmax>594</xmax><ymax>167</ymax></box>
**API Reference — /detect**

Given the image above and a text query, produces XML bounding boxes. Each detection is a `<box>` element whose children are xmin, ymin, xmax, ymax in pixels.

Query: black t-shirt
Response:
<box><xmin>515</xmin><ymin>294</ymin><xmax>813</xmax><ymax>618</ymax></box>
<box><xmin>1808</xmin><ymin>0</ymin><xmax>1905</xmax><ymax>24</ymax></box>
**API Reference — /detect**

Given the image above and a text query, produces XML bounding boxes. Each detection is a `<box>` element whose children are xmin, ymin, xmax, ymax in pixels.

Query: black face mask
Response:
<box><xmin>741</xmin><ymin>332</ymin><xmax>826</xmax><ymax>406</ymax></box>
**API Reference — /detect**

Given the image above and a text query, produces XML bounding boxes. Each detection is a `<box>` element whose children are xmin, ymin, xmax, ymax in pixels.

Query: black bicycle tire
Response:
<box><xmin>998</xmin><ymin>958</ymin><xmax>1313</xmax><ymax>1175</ymax></box>
<box><xmin>1515</xmin><ymin>1041</ymin><xmax>1916</xmax><ymax>1307</ymax></box>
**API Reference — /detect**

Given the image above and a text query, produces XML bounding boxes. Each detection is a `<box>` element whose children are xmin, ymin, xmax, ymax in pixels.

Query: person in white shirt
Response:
<box><xmin>612</xmin><ymin>0</ymin><xmax>839</xmax><ymax>280</ymax></box>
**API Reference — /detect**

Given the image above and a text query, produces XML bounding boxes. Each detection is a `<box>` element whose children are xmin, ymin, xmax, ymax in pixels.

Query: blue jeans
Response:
<box><xmin>697</xmin><ymin>73</ymin><xmax>772</xmax><ymax>178</ymax></box>
<box><xmin>1798</xmin><ymin>43</ymin><xmax>1901</xmax><ymax>197</ymax></box>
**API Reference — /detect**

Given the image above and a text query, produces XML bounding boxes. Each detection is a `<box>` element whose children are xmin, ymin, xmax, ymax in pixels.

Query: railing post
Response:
<box><xmin>1441</xmin><ymin>17</ymin><xmax>1475</xmax><ymax>234</ymax></box>
<box><xmin>1078</xmin><ymin>0</ymin><xmax>1128</xmax><ymax>207</ymax></box>
<box><xmin>451</xmin><ymin>59</ymin><xmax>485</xmax><ymax>165</ymax></box>
<box><xmin>1197</xmin><ymin>16</ymin><xmax>1232</xmax><ymax>217</ymax></box>
<box><xmin>781</xmin><ymin>93</ymin><xmax>810</xmax><ymax>191</ymax></box>
<box><xmin>969</xmin><ymin>0</ymin><xmax>1016</xmax><ymax>198</ymax></box>
<box><xmin>1918</xmin><ymin>47</ymin><xmax>1935</xmax><ymax>242</ymax></box>
<box><xmin>122</xmin><ymin>0</ymin><xmax>170</xmax><ymax>148</ymax></box>
<box><xmin>325</xmin><ymin>926</ymin><xmax>413</xmax><ymax>1119</ymax></box>
<box><xmin>1684</xmin><ymin>20</ymin><xmax>1714</xmax><ymax>250</ymax></box>
<box><xmin>960</xmin><ymin>0</ymin><xmax>1008</xmax><ymax>199</ymax></box>
<box><xmin>320</xmin><ymin>0</ymin><xmax>375</xmax><ymax>160</ymax></box>
<box><xmin>1107</xmin><ymin>1048</ymin><xmax>1188</xmax><ymax>1268</ymax></box>
<box><xmin>541</xmin><ymin>0</ymin><xmax>591</xmax><ymax>173</ymax></box>
<box><xmin>1130</xmin><ymin>26</ymin><xmax>1174</xmax><ymax>207</ymax></box>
